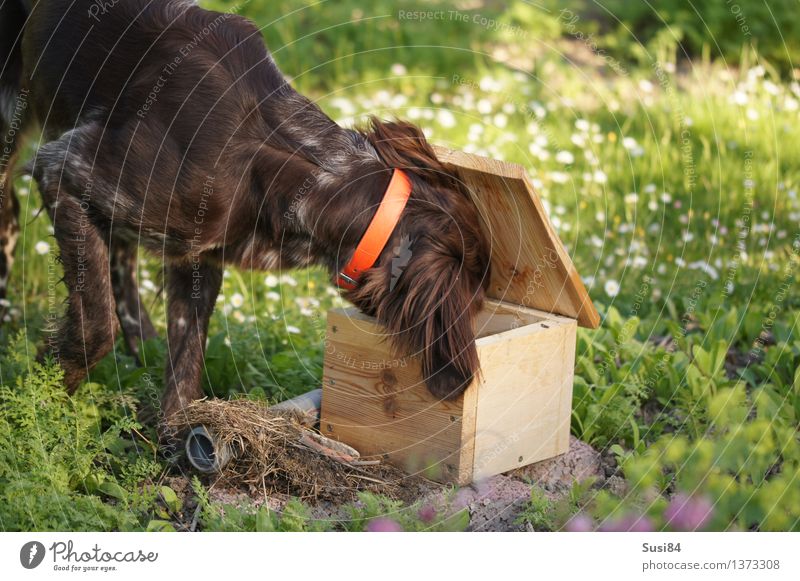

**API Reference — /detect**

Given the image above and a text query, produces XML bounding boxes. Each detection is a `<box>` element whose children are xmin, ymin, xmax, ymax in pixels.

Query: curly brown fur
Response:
<box><xmin>349</xmin><ymin>118</ymin><xmax>490</xmax><ymax>399</ymax></box>
<box><xmin>4</xmin><ymin>0</ymin><xmax>491</xmax><ymax>423</ymax></box>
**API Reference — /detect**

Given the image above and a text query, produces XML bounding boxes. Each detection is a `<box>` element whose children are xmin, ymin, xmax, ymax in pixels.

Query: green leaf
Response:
<box><xmin>693</xmin><ymin>345</ymin><xmax>712</xmax><ymax>376</ymax></box>
<box><xmin>279</xmin><ymin>498</ymin><xmax>311</xmax><ymax>531</ymax></box>
<box><xmin>82</xmin><ymin>472</ymin><xmax>105</xmax><ymax>494</ymax></box>
<box><xmin>146</xmin><ymin>519</ymin><xmax>176</xmax><ymax>532</ymax></box>
<box><xmin>628</xmin><ymin>416</ymin><xmax>641</xmax><ymax>451</ymax></box>
<box><xmin>159</xmin><ymin>486</ymin><xmax>182</xmax><ymax>513</ymax></box>
<box><xmin>439</xmin><ymin>508</ymin><xmax>470</xmax><ymax>532</ymax></box>
<box><xmin>618</xmin><ymin>316</ymin><xmax>640</xmax><ymax>343</ymax></box>
<box><xmin>709</xmin><ymin>385</ymin><xmax>747</xmax><ymax>427</ymax></box>
<box><xmin>255</xmin><ymin>507</ymin><xmax>276</xmax><ymax>532</ymax></box>
<box><xmin>694</xmin><ymin>340</ymin><xmax>728</xmax><ymax>380</ymax></box>
<box><xmin>609</xmin><ymin>443</ymin><xmax>626</xmax><ymax>460</ymax></box>
<box><xmin>605</xmin><ymin>306</ymin><xmax>623</xmax><ymax>332</ymax></box>
<box><xmin>686</xmin><ymin>364</ymin><xmax>706</xmax><ymax>399</ymax></box>
<box><xmin>98</xmin><ymin>481</ymin><xmax>128</xmax><ymax>501</ymax></box>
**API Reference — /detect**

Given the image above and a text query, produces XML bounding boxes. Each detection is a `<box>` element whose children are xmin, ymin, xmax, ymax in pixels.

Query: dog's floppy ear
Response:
<box><xmin>350</xmin><ymin>116</ymin><xmax>489</xmax><ymax>399</ymax></box>
<box><xmin>351</xmin><ymin>234</ymin><xmax>483</xmax><ymax>400</ymax></box>
<box><xmin>364</xmin><ymin>117</ymin><xmax>443</xmax><ymax>180</ymax></box>
<box><xmin>402</xmin><ymin>247</ymin><xmax>481</xmax><ymax>399</ymax></box>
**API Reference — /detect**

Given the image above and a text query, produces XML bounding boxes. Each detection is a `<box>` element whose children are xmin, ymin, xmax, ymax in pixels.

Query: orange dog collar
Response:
<box><xmin>337</xmin><ymin>169</ymin><xmax>412</xmax><ymax>290</ymax></box>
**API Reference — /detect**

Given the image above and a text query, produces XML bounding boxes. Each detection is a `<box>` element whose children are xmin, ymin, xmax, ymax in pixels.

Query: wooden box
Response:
<box><xmin>320</xmin><ymin>148</ymin><xmax>599</xmax><ymax>485</ymax></box>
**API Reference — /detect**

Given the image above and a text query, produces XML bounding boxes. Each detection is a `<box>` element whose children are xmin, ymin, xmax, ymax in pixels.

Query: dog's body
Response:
<box><xmin>0</xmin><ymin>0</ymin><xmax>489</xmax><ymax>424</ymax></box>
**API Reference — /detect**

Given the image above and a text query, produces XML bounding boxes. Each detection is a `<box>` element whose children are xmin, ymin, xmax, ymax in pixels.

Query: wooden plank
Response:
<box><xmin>474</xmin><ymin>302</ymin><xmax>543</xmax><ymax>338</ymax></box>
<box><xmin>320</xmin><ymin>308</ymin><xmax>476</xmax><ymax>484</ymax></box>
<box><xmin>474</xmin><ymin>298</ymin><xmax>577</xmax><ymax>339</ymax></box>
<box><xmin>434</xmin><ymin>146</ymin><xmax>600</xmax><ymax>329</ymax></box>
<box><xmin>320</xmin><ymin>301</ymin><xmax>577</xmax><ymax>484</ymax></box>
<box><xmin>472</xmin><ymin>317</ymin><xmax>577</xmax><ymax>480</ymax></box>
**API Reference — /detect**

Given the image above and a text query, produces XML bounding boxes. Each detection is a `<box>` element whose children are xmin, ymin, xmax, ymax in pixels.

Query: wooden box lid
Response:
<box><xmin>435</xmin><ymin>146</ymin><xmax>600</xmax><ymax>329</ymax></box>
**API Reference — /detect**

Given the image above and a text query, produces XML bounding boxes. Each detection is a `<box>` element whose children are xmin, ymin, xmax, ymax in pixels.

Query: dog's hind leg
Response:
<box><xmin>33</xmin><ymin>130</ymin><xmax>119</xmax><ymax>392</ymax></box>
<box><xmin>39</xmin><ymin>188</ymin><xmax>118</xmax><ymax>391</ymax></box>
<box><xmin>0</xmin><ymin>136</ymin><xmax>20</xmax><ymax>320</ymax></box>
<box><xmin>0</xmin><ymin>0</ymin><xmax>27</xmax><ymax>320</ymax></box>
<box><xmin>110</xmin><ymin>241</ymin><xmax>157</xmax><ymax>360</ymax></box>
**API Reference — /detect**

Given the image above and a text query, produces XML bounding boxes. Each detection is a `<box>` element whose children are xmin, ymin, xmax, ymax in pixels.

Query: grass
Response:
<box><xmin>1</xmin><ymin>0</ymin><xmax>799</xmax><ymax>531</ymax></box>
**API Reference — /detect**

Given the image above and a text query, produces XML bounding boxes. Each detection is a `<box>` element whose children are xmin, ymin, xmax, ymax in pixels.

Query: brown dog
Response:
<box><xmin>0</xmin><ymin>0</ymin><xmax>490</xmax><ymax>423</ymax></box>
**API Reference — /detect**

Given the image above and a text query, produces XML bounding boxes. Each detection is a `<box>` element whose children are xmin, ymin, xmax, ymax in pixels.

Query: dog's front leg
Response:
<box><xmin>110</xmin><ymin>241</ymin><xmax>158</xmax><ymax>361</ymax></box>
<box><xmin>161</xmin><ymin>259</ymin><xmax>223</xmax><ymax>433</ymax></box>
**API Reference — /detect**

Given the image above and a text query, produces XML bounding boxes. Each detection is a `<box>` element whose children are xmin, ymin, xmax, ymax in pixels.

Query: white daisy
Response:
<box><xmin>437</xmin><ymin>110</ymin><xmax>456</xmax><ymax>128</ymax></box>
<box><xmin>390</xmin><ymin>63</ymin><xmax>407</xmax><ymax>76</ymax></box>
<box><xmin>555</xmin><ymin>150</ymin><xmax>575</xmax><ymax>164</ymax></box>
<box><xmin>493</xmin><ymin>113</ymin><xmax>508</xmax><ymax>128</ymax></box>
<box><xmin>229</xmin><ymin>293</ymin><xmax>244</xmax><ymax>308</ymax></box>
<box><xmin>604</xmin><ymin>279</ymin><xmax>620</xmax><ymax>297</ymax></box>
<box><xmin>638</xmin><ymin>79</ymin><xmax>654</xmax><ymax>93</ymax></box>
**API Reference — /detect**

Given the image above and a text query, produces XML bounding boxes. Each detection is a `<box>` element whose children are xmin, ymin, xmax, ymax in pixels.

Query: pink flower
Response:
<box><xmin>565</xmin><ymin>514</ymin><xmax>594</xmax><ymax>532</ymax></box>
<box><xmin>664</xmin><ymin>493</ymin><xmax>713</xmax><ymax>531</ymax></box>
<box><xmin>452</xmin><ymin>488</ymin><xmax>474</xmax><ymax>511</ymax></box>
<box><xmin>418</xmin><ymin>504</ymin><xmax>437</xmax><ymax>524</ymax></box>
<box><xmin>600</xmin><ymin>514</ymin><xmax>654</xmax><ymax>532</ymax></box>
<box><xmin>366</xmin><ymin>517</ymin><xmax>403</xmax><ymax>532</ymax></box>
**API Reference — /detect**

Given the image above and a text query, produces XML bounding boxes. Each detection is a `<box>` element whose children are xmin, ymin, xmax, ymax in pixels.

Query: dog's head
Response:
<box><xmin>345</xmin><ymin>118</ymin><xmax>490</xmax><ymax>400</ymax></box>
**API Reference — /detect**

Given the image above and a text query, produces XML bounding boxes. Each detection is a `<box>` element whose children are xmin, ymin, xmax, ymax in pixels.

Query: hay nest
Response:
<box><xmin>167</xmin><ymin>399</ymin><xmax>425</xmax><ymax>502</ymax></box>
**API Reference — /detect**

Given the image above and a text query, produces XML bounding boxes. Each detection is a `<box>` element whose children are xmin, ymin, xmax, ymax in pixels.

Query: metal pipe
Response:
<box><xmin>271</xmin><ymin>388</ymin><xmax>322</xmax><ymax>425</ymax></box>
<box><xmin>185</xmin><ymin>425</ymin><xmax>234</xmax><ymax>473</ymax></box>
<box><xmin>184</xmin><ymin>388</ymin><xmax>323</xmax><ymax>473</ymax></box>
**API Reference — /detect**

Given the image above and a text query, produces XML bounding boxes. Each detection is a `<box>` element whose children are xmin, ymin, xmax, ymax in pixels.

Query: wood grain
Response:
<box><xmin>320</xmin><ymin>301</ymin><xmax>577</xmax><ymax>484</ymax></box>
<box><xmin>472</xmin><ymin>312</ymin><xmax>576</xmax><ymax>480</ymax></box>
<box><xmin>434</xmin><ymin>145</ymin><xmax>600</xmax><ymax>329</ymax></box>
<box><xmin>320</xmin><ymin>308</ymin><xmax>477</xmax><ymax>484</ymax></box>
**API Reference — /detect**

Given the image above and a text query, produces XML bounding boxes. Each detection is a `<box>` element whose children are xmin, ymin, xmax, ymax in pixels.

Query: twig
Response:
<box><xmin>346</xmin><ymin>473</ymin><xmax>389</xmax><ymax>485</ymax></box>
<box><xmin>190</xmin><ymin>504</ymin><xmax>201</xmax><ymax>532</ymax></box>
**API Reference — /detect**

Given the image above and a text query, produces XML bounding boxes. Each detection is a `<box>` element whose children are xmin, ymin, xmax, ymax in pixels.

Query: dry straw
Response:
<box><xmin>167</xmin><ymin>399</ymin><xmax>425</xmax><ymax>501</ymax></box>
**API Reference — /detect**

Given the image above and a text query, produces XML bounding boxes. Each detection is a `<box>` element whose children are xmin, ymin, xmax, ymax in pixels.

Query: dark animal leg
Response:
<box><xmin>0</xmin><ymin>143</ymin><xmax>20</xmax><ymax>322</ymax></box>
<box><xmin>161</xmin><ymin>259</ymin><xmax>222</xmax><ymax>428</ymax></box>
<box><xmin>110</xmin><ymin>241</ymin><xmax>157</xmax><ymax>360</ymax></box>
<box><xmin>36</xmin><ymin>180</ymin><xmax>119</xmax><ymax>392</ymax></box>
<box><xmin>0</xmin><ymin>0</ymin><xmax>25</xmax><ymax>321</ymax></box>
